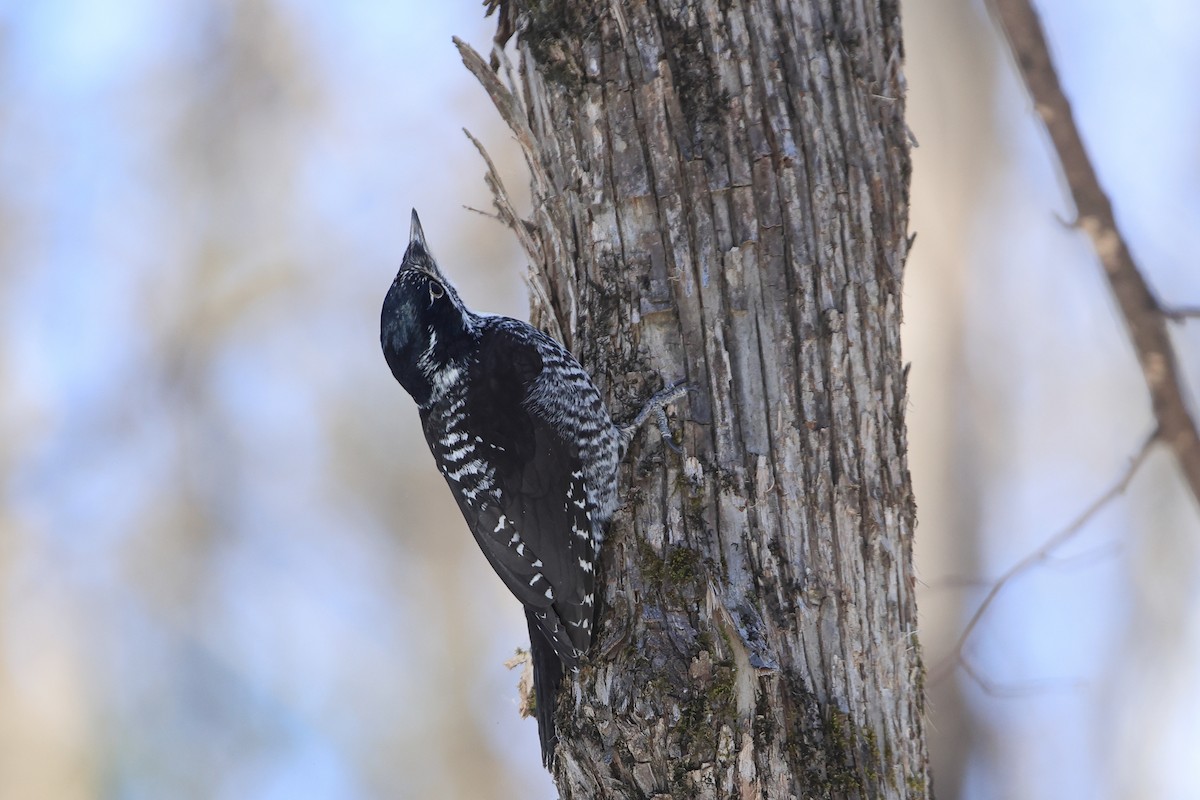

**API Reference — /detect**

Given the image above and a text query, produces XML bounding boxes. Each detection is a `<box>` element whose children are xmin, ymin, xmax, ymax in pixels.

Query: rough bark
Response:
<box><xmin>466</xmin><ymin>1</ymin><xmax>928</xmax><ymax>796</ymax></box>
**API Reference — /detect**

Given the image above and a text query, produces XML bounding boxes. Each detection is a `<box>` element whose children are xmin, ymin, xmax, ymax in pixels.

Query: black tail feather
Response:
<box><xmin>525</xmin><ymin>607</ymin><xmax>565</xmax><ymax>768</ymax></box>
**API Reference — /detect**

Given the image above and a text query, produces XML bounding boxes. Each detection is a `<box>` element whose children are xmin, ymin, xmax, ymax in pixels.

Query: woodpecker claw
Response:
<box><xmin>656</xmin><ymin>406</ymin><xmax>685</xmax><ymax>454</ymax></box>
<box><xmin>620</xmin><ymin>378</ymin><xmax>691</xmax><ymax>455</ymax></box>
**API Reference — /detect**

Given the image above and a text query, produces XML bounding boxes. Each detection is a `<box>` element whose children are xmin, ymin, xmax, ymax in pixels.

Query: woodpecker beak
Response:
<box><xmin>409</xmin><ymin>209</ymin><xmax>429</xmax><ymax>254</ymax></box>
<box><xmin>401</xmin><ymin>209</ymin><xmax>447</xmax><ymax>282</ymax></box>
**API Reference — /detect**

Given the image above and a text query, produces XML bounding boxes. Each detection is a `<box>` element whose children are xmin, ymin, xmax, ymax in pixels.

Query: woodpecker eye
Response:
<box><xmin>428</xmin><ymin>281</ymin><xmax>445</xmax><ymax>300</ymax></box>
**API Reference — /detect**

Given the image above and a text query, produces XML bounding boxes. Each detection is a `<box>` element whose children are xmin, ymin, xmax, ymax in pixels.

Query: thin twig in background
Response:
<box><xmin>929</xmin><ymin>431</ymin><xmax>1158</xmax><ymax>690</ymax></box>
<box><xmin>1162</xmin><ymin>305</ymin><xmax>1200</xmax><ymax>322</ymax></box>
<box><xmin>991</xmin><ymin>0</ymin><xmax>1200</xmax><ymax>508</ymax></box>
<box><xmin>960</xmin><ymin>654</ymin><xmax>1083</xmax><ymax>699</ymax></box>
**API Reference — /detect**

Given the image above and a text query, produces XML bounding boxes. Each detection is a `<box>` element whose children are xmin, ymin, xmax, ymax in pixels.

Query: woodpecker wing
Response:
<box><xmin>422</xmin><ymin>319</ymin><xmax>597</xmax><ymax>663</ymax></box>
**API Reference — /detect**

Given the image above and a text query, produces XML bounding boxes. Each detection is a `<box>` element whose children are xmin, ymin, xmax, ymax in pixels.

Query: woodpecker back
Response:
<box><xmin>381</xmin><ymin>211</ymin><xmax>624</xmax><ymax>764</ymax></box>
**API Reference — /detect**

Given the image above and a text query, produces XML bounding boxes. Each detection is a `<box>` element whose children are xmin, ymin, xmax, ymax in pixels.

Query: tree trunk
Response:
<box><xmin>464</xmin><ymin>0</ymin><xmax>928</xmax><ymax>796</ymax></box>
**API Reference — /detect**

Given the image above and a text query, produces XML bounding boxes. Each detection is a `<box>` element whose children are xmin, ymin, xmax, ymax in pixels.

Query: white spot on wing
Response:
<box><xmin>444</xmin><ymin>443</ymin><xmax>475</xmax><ymax>462</ymax></box>
<box><xmin>446</xmin><ymin>460</ymin><xmax>484</xmax><ymax>482</ymax></box>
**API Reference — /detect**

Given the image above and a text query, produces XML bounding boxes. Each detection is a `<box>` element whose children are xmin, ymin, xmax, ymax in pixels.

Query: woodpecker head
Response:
<box><xmin>381</xmin><ymin>210</ymin><xmax>476</xmax><ymax>406</ymax></box>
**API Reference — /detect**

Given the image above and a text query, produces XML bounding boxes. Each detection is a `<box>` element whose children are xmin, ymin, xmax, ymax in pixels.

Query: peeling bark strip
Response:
<box><xmin>465</xmin><ymin>1</ymin><xmax>929</xmax><ymax>796</ymax></box>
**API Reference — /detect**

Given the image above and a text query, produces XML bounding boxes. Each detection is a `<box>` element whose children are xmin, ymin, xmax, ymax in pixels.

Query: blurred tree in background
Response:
<box><xmin>0</xmin><ymin>2</ymin><xmax>541</xmax><ymax>797</ymax></box>
<box><xmin>0</xmin><ymin>1</ymin><xmax>1197</xmax><ymax>799</ymax></box>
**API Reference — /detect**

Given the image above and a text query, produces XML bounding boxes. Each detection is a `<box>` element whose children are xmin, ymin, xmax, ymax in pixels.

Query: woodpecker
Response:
<box><xmin>380</xmin><ymin>210</ymin><xmax>686</xmax><ymax>768</ymax></box>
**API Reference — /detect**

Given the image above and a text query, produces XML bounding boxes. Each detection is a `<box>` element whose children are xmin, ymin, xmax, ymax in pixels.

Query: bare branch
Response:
<box><xmin>462</xmin><ymin>204</ymin><xmax>504</xmax><ymax>224</ymax></box>
<box><xmin>1040</xmin><ymin>539</ymin><xmax>1123</xmax><ymax>570</ymax></box>
<box><xmin>960</xmin><ymin>655</ymin><xmax>1083</xmax><ymax>698</ymax></box>
<box><xmin>460</xmin><ymin>127</ymin><xmax>565</xmax><ymax>345</ymax></box>
<box><xmin>929</xmin><ymin>431</ymin><xmax>1158</xmax><ymax>687</ymax></box>
<box><xmin>460</xmin><ymin>127</ymin><xmax>539</xmax><ymax>263</ymax></box>
<box><xmin>1162</xmin><ymin>305</ymin><xmax>1200</xmax><ymax>323</ymax></box>
<box><xmin>923</xmin><ymin>576</ymin><xmax>993</xmax><ymax>592</ymax></box>
<box><xmin>991</xmin><ymin>0</ymin><xmax>1200</xmax><ymax>507</ymax></box>
<box><xmin>452</xmin><ymin>37</ymin><xmax>550</xmax><ymax>199</ymax></box>
<box><xmin>926</xmin><ymin>538</ymin><xmax>1122</xmax><ymax>594</ymax></box>
<box><xmin>456</xmin><ymin>37</ymin><xmax>576</xmax><ymax>349</ymax></box>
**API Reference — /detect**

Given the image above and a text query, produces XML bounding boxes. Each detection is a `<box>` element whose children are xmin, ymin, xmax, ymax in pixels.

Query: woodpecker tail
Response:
<box><xmin>525</xmin><ymin>606</ymin><xmax>565</xmax><ymax>768</ymax></box>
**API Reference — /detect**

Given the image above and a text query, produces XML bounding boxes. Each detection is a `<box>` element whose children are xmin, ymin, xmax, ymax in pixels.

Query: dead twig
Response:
<box><xmin>959</xmin><ymin>655</ymin><xmax>1084</xmax><ymax>698</ymax></box>
<box><xmin>991</xmin><ymin>0</ymin><xmax>1200</xmax><ymax>508</ymax></box>
<box><xmin>929</xmin><ymin>431</ymin><xmax>1158</xmax><ymax>689</ymax></box>
<box><xmin>926</xmin><ymin>538</ymin><xmax>1122</xmax><ymax>594</ymax></box>
<box><xmin>455</xmin><ymin>37</ymin><xmax>577</xmax><ymax>348</ymax></box>
<box><xmin>1161</xmin><ymin>305</ymin><xmax>1200</xmax><ymax>323</ymax></box>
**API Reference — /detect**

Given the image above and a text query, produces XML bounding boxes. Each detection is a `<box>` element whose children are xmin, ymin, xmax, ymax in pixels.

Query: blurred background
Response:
<box><xmin>0</xmin><ymin>0</ymin><xmax>1195</xmax><ymax>798</ymax></box>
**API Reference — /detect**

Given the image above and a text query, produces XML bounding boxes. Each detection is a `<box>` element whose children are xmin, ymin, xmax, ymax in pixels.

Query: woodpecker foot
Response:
<box><xmin>620</xmin><ymin>379</ymin><xmax>690</xmax><ymax>454</ymax></box>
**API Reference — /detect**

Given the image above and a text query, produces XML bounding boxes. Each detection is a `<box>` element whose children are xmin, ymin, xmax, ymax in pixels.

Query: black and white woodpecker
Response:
<box><xmin>380</xmin><ymin>211</ymin><xmax>686</xmax><ymax>767</ymax></box>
